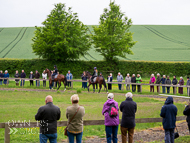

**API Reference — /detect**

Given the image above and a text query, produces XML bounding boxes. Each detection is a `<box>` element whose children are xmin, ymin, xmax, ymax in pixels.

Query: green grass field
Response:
<box><xmin>0</xmin><ymin>25</ymin><xmax>189</xmax><ymax>61</ymax></box>
<box><xmin>0</xmin><ymin>90</ymin><xmax>187</xmax><ymax>143</ymax></box>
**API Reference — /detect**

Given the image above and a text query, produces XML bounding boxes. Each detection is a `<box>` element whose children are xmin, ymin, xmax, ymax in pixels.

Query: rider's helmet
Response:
<box><xmin>54</xmin><ymin>65</ymin><xmax>57</xmax><ymax>68</ymax></box>
<box><xmin>94</xmin><ymin>67</ymin><xmax>97</xmax><ymax>70</ymax></box>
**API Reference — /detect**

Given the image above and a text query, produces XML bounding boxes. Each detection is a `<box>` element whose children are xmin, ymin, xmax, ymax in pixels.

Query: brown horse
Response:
<box><xmin>86</xmin><ymin>71</ymin><xmax>108</xmax><ymax>93</ymax></box>
<box><xmin>45</xmin><ymin>68</ymin><xmax>67</xmax><ymax>91</ymax></box>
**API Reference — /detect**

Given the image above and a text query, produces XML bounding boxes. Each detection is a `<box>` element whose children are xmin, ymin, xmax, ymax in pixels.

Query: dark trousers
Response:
<box><xmin>105</xmin><ymin>126</ymin><xmax>118</xmax><ymax>143</ymax></box>
<box><xmin>167</xmin><ymin>87</ymin><xmax>170</xmax><ymax>94</ymax></box>
<box><xmin>164</xmin><ymin>129</ymin><xmax>174</xmax><ymax>143</ymax></box>
<box><xmin>68</xmin><ymin>81</ymin><xmax>71</xmax><ymax>87</ymax></box>
<box><xmin>137</xmin><ymin>85</ymin><xmax>141</xmax><ymax>92</ymax></box>
<box><xmin>120</xmin><ymin>126</ymin><xmax>134</xmax><ymax>143</ymax></box>
<box><xmin>108</xmin><ymin>84</ymin><xmax>112</xmax><ymax>90</ymax></box>
<box><xmin>188</xmin><ymin>124</ymin><xmax>190</xmax><ymax>133</ymax></box>
<box><xmin>132</xmin><ymin>85</ymin><xmax>136</xmax><ymax>92</ymax></box>
<box><xmin>43</xmin><ymin>80</ymin><xmax>46</xmax><ymax>87</ymax></box>
<box><xmin>162</xmin><ymin>86</ymin><xmax>166</xmax><ymax>93</ymax></box>
<box><xmin>20</xmin><ymin>80</ymin><xmax>25</xmax><ymax>86</ymax></box>
<box><xmin>118</xmin><ymin>84</ymin><xmax>122</xmax><ymax>90</ymax></box>
<box><xmin>150</xmin><ymin>85</ymin><xmax>154</xmax><ymax>92</ymax></box>
<box><xmin>82</xmin><ymin>82</ymin><xmax>87</xmax><ymax>89</ymax></box>
<box><xmin>29</xmin><ymin>80</ymin><xmax>33</xmax><ymax>86</ymax></box>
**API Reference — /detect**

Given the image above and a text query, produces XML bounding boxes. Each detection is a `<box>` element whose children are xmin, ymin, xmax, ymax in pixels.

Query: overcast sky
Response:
<box><xmin>0</xmin><ymin>0</ymin><xmax>190</xmax><ymax>27</ymax></box>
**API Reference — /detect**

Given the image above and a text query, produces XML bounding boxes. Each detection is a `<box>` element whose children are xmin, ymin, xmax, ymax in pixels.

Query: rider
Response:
<box><xmin>91</xmin><ymin>67</ymin><xmax>98</xmax><ymax>83</ymax></box>
<box><xmin>52</xmin><ymin>65</ymin><xmax>58</xmax><ymax>79</ymax></box>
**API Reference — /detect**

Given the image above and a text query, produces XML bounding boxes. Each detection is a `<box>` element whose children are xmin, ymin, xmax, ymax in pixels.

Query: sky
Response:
<box><xmin>0</xmin><ymin>0</ymin><xmax>190</xmax><ymax>27</ymax></box>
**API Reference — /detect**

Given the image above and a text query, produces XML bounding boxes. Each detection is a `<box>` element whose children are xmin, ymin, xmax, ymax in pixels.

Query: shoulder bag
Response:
<box><xmin>64</xmin><ymin>107</ymin><xmax>80</xmax><ymax>136</ymax></box>
<box><xmin>174</xmin><ymin>127</ymin><xmax>179</xmax><ymax>139</ymax></box>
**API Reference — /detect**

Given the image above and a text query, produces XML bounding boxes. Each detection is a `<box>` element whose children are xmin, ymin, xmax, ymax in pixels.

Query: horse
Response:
<box><xmin>86</xmin><ymin>71</ymin><xmax>108</xmax><ymax>93</ymax></box>
<box><xmin>45</xmin><ymin>68</ymin><xmax>67</xmax><ymax>91</ymax></box>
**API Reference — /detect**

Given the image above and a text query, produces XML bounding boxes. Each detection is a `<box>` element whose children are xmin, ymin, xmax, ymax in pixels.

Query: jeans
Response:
<box><xmin>20</xmin><ymin>80</ymin><xmax>25</xmax><ymax>86</ymax></box>
<box><xmin>164</xmin><ymin>129</ymin><xmax>174</xmax><ymax>143</ymax></box>
<box><xmin>132</xmin><ymin>85</ymin><xmax>136</xmax><ymax>92</ymax></box>
<box><xmin>118</xmin><ymin>84</ymin><xmax>121</xmax><ymax>90</ymax></box>
<box><xmin>39</xmin><ymin>133</ymin><xmax>57</xmax><ymax>143</ymax></box>
<box><xmin>67</xmin><ymin>131</ymin><xmax>83</xmax><ymax>143</ymax></box>
<box><xmin>68</xmin><ymin>82</ymin><xmax>71</xmax><ymax>87</ymax></box>
<box><xmin>162</xmin><ymin>86</ymin><xmax>166</xmax><ymax>93</ymax></box>
<box><xmin>43</xmin><ymin>80</ymin><xmax>46</xmax><ymax>87</ymax></box>
<box><xmin>36</xmin><ymin>80</ymin><xmax>40</xmax><ymax>86</ymax></box>
<box><xmin>82</xmin><ymin>82</ymin><xmax>87</xmax><ymax>89</ymax></box>
<box><xmin>0</xmin><ymin>80</ymin><xmax>2</xmax><ymax>85</ymax></box>
<box><xmin>105</xmin><ymin>126</ymin><xmax>118</xmax><ymax>143</ymax></box>
<box><xmin>167</xmin><ymin>87</ymin><xmax>170</xmax><ymax>94</ymax></box>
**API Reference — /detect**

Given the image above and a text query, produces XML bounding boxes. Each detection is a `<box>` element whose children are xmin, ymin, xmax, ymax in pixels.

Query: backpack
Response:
<box><xmin>109</xmin><ymin>104</ymin><xmax>118</xmax><ymax>117</ymax></box>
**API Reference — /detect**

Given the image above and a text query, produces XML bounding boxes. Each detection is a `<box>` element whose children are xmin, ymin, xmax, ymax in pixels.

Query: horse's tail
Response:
<box><xmin>103</xmin><ymin>78</ymin><xmax>107</xmax><ymax>88</ymax></box>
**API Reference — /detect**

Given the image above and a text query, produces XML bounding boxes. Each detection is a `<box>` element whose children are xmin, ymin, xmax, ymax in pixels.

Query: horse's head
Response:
<box><xmin>86</xmin><ymin>71</ymin><xmax>91</xmax><ymax>79</ymax></box>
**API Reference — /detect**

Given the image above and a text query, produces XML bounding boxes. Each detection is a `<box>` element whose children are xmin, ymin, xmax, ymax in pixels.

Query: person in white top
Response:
<box><xmin>42</xmin><ymin>70</ymin><xmax>47</xmax><ymax>87</ymax></box>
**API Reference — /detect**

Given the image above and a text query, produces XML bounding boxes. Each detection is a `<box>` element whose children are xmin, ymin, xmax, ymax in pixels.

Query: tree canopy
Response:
<box><xmin>91</xmin><ymin>2</ymin><xmax>136</xmax><ymax>62</ymax></box>
<box><xmin>32</xmin><ymin>3</ymin><xmax>91</xmax><ymax>61</ymax></box>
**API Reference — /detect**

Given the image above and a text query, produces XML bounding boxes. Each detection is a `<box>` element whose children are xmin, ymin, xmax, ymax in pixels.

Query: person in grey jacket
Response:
<box><xmin>187</xmin><ymin>77</ymin><xmax>190</xmax><ymax>96</ymax></box>
<box><xmin>156</xmin><ymin>73</ymin><xmax>161</xmax><ymax>92</ymax></box>
<box><xmin>117</xmin><ymin>72</ymin><xmax>123</xmax><ymax>90</ymax></box>
<box><xmin>125</xmin><ymin>74</ymin><xmax>131</xmax><ymax>90</ymax></box>
<box><xmin>165</xmin><ymin>76</ymin><xmax>171</xmax><ymax>94</ymax></box>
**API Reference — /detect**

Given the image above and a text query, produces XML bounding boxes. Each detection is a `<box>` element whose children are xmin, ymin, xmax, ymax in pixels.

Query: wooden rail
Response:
<box><xmin>0</xmin><ymin>116</ymin><xmax>186</xmax><ymax>143</ymax></box>
<box><xmin>1</xmin><ymin>78</ymin><xmax>190</xmax><ymax>96</ymax></box>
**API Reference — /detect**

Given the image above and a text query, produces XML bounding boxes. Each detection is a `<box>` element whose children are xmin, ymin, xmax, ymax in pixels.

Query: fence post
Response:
<box><xmin>5</xmin><ymin>123</ymin><xmax>10</xmax><ymax>143</ymax></box>
<box><xmin>173</xmin><ymin>86</ymin><xmax>177</xmax><ymax>95</ymax></box>
<box><xmin>140</xmin><ymin>84</ymin><xmax>142</xmax><ymax>92</ymax></box>
<box><xmin>122</xmin><ymin>84</ymin><xmax>124</xmax><ymax>91</ymax></box>
<box><xmin>157</xmin><ymin>85</ymin><xmax>160</xmax><ymax>94</ymax></box>
<box><xmin>37</xmin><ymin>80</ymin><xmax>39</xmax><ymax>87</ymax></box>
<box><xmin>71</xmin><ymin>81</ymin><xmax>73</xmax><ymax>89</ymax></box>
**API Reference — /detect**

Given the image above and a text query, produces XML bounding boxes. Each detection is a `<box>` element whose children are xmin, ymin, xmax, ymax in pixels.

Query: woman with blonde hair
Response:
<box><xmin>91</xmin><ymin>67</ymin><xmax>98</xmax><ymax>83</ymax></box>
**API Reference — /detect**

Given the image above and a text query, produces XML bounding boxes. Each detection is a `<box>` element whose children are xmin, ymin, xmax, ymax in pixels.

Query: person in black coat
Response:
<box><xmin>0</xmin><ymin>70</ymin><xmax>4</xmax><ymax>85</ymax></box>
<box><xmin>107</xmin><ymin>73</ymin><xmax>113</xmax><ymax>90</ymax></box>
<box><xmin>160</xmin><ymin>96</ymin><xmax>177</xmax><ymax>143</ymax></box>
<box><xmin>14</xmin><ymin>70</ymin><xmax>20</xmax><ymax>86</ymax></box>
<box><xmin>120</xmin><ymin>92</ymin><xmax>137</xmax><ymax>143</ymax></box>
<box><xmin>131</xmin><ymin>74</ymin><xmax>136</xmax><ymax>92</ymax></box>
<box><xmin>172</xmin><ymin>75</ymin><xmax>178</xmax><ymax>94</ymax></box>
<box><xmin>183</xmin><ymin>103</ymin><xmax>190</xmax><ymax>133</ymax></box>
<box><xmin>29</xmin><ymin>71</ymin><xmax>35</xmax><ymax>86</ymax></box>
<box><xmin>20</xmin><ymin>70</ymin><xmax>26</xmax><ymax>86</ymax></box>
<box><xmin>35</xmin><ymin>95</ymin><xmax>61</xmax><ymax>142</ymax></box>
<box><xmin>81</xmin><ymin>71</ymin><xmax>87</xmax><ymax>89</ymax></box>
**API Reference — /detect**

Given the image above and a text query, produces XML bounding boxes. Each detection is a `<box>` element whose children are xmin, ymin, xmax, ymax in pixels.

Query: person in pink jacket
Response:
<box><xmin>150</xmin><ymin>74</ymin><xmax>156</xmax><ymax>92</ymax></box>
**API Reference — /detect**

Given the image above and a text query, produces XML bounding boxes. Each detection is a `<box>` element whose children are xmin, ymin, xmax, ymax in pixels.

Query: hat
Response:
<box><xmin>94</xmin><ymin>67</ymin><xmax>97</xmax><ymax>70</ymax></box>
<box><xmin>100</xmin><ymin>72</ymin><xmax>102</xmax><ymax>75</ymax></box>
<box><xmin>187</xmin><ymin>77</ymin><xmax>189</xmax><ymax>79</ymax></box>
<box><xmin>107</xmin><ymin>93</ymin><xmax>114</xmax><ymax>99</ymax></box>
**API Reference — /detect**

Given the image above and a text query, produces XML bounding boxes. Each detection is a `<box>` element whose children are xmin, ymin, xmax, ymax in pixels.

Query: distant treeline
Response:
<box><xmin>0</xmin><ymin>59</ymin><xmax>190</xmax><ymax>78</ymax></box>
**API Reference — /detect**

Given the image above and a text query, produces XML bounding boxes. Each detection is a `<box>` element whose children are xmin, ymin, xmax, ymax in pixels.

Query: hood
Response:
<box><xmin>165</xmin><ymin>96</ymin><xmax>173</xmax><ymax>105</ymax></box>
<box><xmin>106</xmin><ymin>99</ymin><xmax>115</xmax><ymax>106</ymax></box>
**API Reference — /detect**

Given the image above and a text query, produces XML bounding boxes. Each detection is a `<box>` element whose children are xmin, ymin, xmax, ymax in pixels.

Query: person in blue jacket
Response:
<box><xmin>0</xmin><ymin>70</ymin><xmax>4</xmax><ymax>85</ymax></box>
<box><xmin>160</xmin><ymin>96</ymin><xmax>177</xmax><ymax>143</ymax></box>
<box><xmin>3</xmin><ymin>70</ymin><xmax>9</xmax><ymax>85</ymax></box>
<box><xmin>81</xmin><ymin>71</ymin><xmax>87</xmax><ymax>89</ymax></box>
<box><xmin>66</xmin><ymin>70</ymin><xmax>73</xmax><ymax>87</ymax></box>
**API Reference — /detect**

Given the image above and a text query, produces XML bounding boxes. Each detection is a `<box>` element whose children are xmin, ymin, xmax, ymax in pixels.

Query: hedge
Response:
<box><xmin>0</xmin><ymin>59</ymin><xmax>190</xmax><ymax>78</ymax></box>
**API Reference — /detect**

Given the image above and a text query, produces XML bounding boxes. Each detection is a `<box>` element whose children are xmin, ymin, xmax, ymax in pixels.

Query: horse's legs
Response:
<box><xmin>93</xmin><ymin>84</ymin><xmax>95</xmax><ymax>93</ymax></box>
<box><xmin>63</xmin><ymin>80</ymin><xmax>66</xmax><ymax>91</ymax></box>
<box><xmin>57</xmin><ymin>81</ymin><xmax>61</xmax><ymax>90</ymax></box>
<box><xmin>87</xmin><ymin>83</ymin><xmax>91</xmax><ymax>92</ymax></box>
<box><xmin>99</xmin><ymin>83</ymin><xmax>102</xmax><ymax>93</ymax></box>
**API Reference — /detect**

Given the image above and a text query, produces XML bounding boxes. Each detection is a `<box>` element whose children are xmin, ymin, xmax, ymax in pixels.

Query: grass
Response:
<box><xmin>0</xmin><ymin>25</ymin><xmax>190</xmax><ymax>61</ymax></box>
<box><xmin>0</xmin><ymin>90</ymin><xmax>187</xmax><ymax>143</ymax></box>
<box><xmin>148</xmin><ymin>136</ymin><xmax>190</xmax><ymax>143</ymax></box>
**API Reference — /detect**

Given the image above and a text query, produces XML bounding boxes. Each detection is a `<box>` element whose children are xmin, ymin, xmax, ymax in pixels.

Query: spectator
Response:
<box><xmin>29</xmin><ymin>71</ymin><xmax>34</xmax><ymax>86</ymax></box>
<box><xmin>99</xmin><ymin>72</ymin><xmax>103</xmax><ymax>78</ymax></box>
<box><xmin>131</xmin><ymin>74</ymin><xmax>136</xmax><ymax>92</ymax></box>
<box><xmin>35</xmin><ymin>70</ymin><xmax>40</xmax><ymax>87</ymax></box>
<box><xmin>187</xmin><ymin>77</ymin><xmax>190</xmax><ymax>96</ymax></box>
<box><xmin>102</xmin><ymin>93</ymin><xmax>119</xmax><ymax>143</ymax></box>
<box><xmin>20</xmin><ymin>70</ymin><xmax>26</xmax><ymax>86</ymax></box>
<box><xmin>81</xmin><ymin>71</ymin><xmax>87</xmax><ymax>89</ymax></box>
<box><xmin>42</xmin><ymin>70</ymin><xmax>47</xmax><ymax>87</ymax></box>
<box><xmin>0</xmin><ymin>70</ymin><xmax>3</xmax><ymax>85</ymax></box>
<box><xmin>156</xmin><ymin>73</ymin><xmax>161</xmax><ymax>92</ymax></box>
<box><xmin>66</xmin><ymin>70</ymin><xmax>73</xmax><ymax>87</ymax></box>
<box><xmin>183</xmin><ymin>102</ymin><xmax>190</xmax><ymax>133</ymax></box>
<box><xmin>120</xmin><ymin>92</ymin><xmax>137</xmax><ymax>143</ymax></box>
<box><xmin>35</xmin><ymin>95</ymin><xmax>61</xmax><ymax>143</ymax></box>
<box><xmin>3</xmin><ymin>70</ymin><xmax>9</xmax><ymax>85</ymax></box>
<box><xmin>136</xmin><ymin>74</ymin><xmax>142</xmax><ymax>92</ymax></box>
<box><xmin>149</xmin><ymin>74</ymin><xmax>155</xmax><ymax>92</ymax></box>
<box><xmin>125</xmin><ymin>74</ymin><xmax>131</xmax><ymax>91</ymax></box>
<box><xmin>66</xmin><ymin>94</ymin><xmax>85</xmax><ymax>143</ymax></box>
<box><xmin>117</xmin><ymin>72</ymin><xmax>123</xmax><ymax>90</ymax></box>
<box><xmin>178</xmin><ymin>77</ymin><xmax>184</xmax><ymax>94</ymax></box>
<box><xmin>107</xmin><ymin>73</ymin><xmax>113</xmax><ymax>90</ymax></box>
<box><xmin>165</xmin><ymin>76</ymin><xmax>171</xmax><ymax>94</ymax></box>
<box><xmin>172</xmin><ymin>75</ymin><xmax>178</xmax><ymax>93</ymax></box>
<box><xmin>161</xmin><ymin>75</ymin><xmax>166</xmax><ymax>93</ymax></box>
<box><xmin>160</xmin><ymin>96</ymin><xmax>177</xmax><ymax>143</ymax></box>
<box><xmin>14</xmin><ymin>70</ymin><xmax>20</xmax><ymax>86</ymax></box>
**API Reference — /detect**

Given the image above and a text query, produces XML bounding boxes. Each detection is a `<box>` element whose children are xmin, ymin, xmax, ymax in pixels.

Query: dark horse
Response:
<box><xmin>45</xmin><ymin>68</ymin><xmax>67</xmax><ymax>91</ymax></box>
<box><xmin>86</xmin><ymin>71</ymin><xmax>108</xmax><ymax>93</ymax></box>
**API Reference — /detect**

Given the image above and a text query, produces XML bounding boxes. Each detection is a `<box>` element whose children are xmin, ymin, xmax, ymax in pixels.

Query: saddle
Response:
<box><xmin>52</xmin><ymin>74</ymin><xmax>58</xmax><ymax>80</ymax></box>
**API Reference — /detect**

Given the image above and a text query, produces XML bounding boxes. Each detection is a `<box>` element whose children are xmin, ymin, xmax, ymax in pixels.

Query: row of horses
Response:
<box><xmin>45</xmin><ymin>69</ymin><xmax>108</xmax><ymax>93</ymax></box>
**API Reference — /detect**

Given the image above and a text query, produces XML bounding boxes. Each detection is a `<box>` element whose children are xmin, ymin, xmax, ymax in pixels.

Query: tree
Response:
<box><xmin>91</xmin><ymin>2</ymin><xmax>136</xmax><ymax>63</ymax></box>
<box><xmin>32</xmin><ymin>3</ymin><xmax>91</xmax><ymax>61</ymax></box>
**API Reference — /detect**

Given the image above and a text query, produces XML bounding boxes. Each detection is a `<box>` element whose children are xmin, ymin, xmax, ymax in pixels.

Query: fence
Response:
<box><xmin>0</xmin><ymin>116</ymin><xmax>186</xmax><ymax>143</ymax></box>
<box><xmin>0</xmin><ymin>78</ymin><xmax>190</xmax><ymax>96</ymax></box>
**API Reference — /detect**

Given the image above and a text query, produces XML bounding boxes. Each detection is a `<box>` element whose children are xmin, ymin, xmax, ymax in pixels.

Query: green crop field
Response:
<box><xmin>0</xmin><ymin>25</ymin><xmax>190</xmax><ymax>61</ymax></box>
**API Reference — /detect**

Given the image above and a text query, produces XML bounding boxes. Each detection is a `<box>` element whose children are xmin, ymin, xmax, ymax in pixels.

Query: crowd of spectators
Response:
<box><xmin>34</xmin><ymin>93</ymin><xmax>190</xmax><ymax>143</ymax></box>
